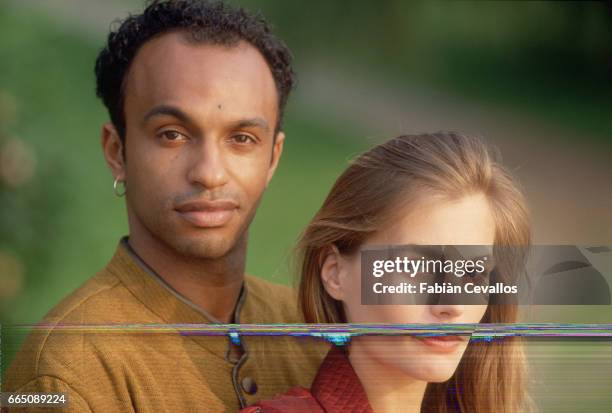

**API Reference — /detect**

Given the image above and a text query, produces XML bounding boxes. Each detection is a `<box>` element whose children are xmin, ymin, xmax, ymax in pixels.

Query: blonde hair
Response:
<box><xmin>297</xmin><ymin>132</ymin><xmax>531</xmax><ymax>413</ymax></box>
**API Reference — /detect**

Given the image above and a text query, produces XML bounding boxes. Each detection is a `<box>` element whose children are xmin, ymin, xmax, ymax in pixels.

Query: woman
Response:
<box><xmin>242</xmin><ymin>132</ymin><xmax>532</xmax><ymax>413</ymax></box>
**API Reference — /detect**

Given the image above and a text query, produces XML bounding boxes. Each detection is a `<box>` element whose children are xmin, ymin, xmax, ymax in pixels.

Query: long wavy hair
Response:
<box><xmin>297</xmin><ymin>132</ymin><xmax>532</xmax><ymax>413</ymax></box>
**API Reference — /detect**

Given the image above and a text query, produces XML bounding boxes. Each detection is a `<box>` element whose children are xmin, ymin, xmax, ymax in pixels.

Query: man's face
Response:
<box><xmin>113</xmin><ymin>32</ymin><xmax>283</xmax><ymax>259</ymax></box>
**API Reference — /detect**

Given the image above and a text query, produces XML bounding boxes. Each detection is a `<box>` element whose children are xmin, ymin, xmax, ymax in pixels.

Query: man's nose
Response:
<box><xmin>186</xmin><ymin>138</ymin><xmax>229</xmax><ymax>189</ymax></box>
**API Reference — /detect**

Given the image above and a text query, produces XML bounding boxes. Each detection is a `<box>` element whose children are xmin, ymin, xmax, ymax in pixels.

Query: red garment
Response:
<box><xmin>239</xmin><ymin>346</ymin><xmax>373</xmax><ymax>413</ymax></box>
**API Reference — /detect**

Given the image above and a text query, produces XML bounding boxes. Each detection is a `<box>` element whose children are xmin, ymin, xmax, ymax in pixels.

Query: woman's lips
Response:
<box><xmin>415</xmin><ymin>335</ymin><xmax>466</xmax><ymax>353</ymax></box>
<box><xmin>175</xmin><ymin>200</ymin><xmax>238</xmax><ymax>228</ymax></box>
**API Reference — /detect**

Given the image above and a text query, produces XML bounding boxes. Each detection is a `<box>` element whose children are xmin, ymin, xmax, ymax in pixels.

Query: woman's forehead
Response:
<box><xmin>367</xmin><ymin>193</ymin><xmax>496</xmax><ymax>246</ymax></box>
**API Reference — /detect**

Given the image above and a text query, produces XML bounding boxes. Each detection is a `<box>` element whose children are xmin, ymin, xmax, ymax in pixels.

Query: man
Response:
<box><xmin>4</xmin><ymin>1</ymin><xmax>326</xmax><ymax>411</ymax></box>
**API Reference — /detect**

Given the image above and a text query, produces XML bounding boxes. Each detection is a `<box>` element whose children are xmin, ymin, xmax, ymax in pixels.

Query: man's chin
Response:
<box><xmin>172</xmin><ymin>236</ymin><xmax>237</xmax><ymax>259</ymax></box>
<box><xmin>142</xmin><ymin>212</ymin><xmax>249</xmax><ymax>260</ymax></box>
<box><xmin>144</xmin><ymin>224</ymin><xmax>234</xmax><ymax>258</ymax></box>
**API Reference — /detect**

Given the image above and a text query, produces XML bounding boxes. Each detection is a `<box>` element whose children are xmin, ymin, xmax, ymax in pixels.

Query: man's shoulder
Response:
<box><xmin>245</xmin><ymin>274</ymin><xmax>295</xmax><ymax>296</ymax></box>
<box><xmin>3</xmin><ymin>266</ymin><xmax>160</xmax><ymax>392</ymax></box>
<box><xmin>44</xmin><ymin>269</ymin><xmax>119</xmax><ymax>321</ymax></box>
<box><xmin>243</xmin><ymin>275</ymin><xmax>303</xmax><ymax>323</ymax></box>
<box><xmin>44</xmin><ymin>266</ymin><xmax>154</xmax><ymax>325</ymax></box>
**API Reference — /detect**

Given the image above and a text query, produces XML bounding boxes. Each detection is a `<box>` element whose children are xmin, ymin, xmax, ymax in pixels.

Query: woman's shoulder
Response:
<box><xmin>239</xmin><ymin>386</ymin><xmax>325</xmax><ymax>413</ymax></box>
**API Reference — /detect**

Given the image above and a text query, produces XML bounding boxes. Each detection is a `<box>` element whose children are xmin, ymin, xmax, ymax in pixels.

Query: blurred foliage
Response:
<box><xmin>235</xmin><ymin>0</ymin><xmax>612</xmax><ymax>142</ymax></box>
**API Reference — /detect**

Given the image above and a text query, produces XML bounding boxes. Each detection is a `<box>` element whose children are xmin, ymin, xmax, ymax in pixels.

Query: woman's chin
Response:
<box><xmin>392</xmin><ymin>356</ymin><xmax>460</xmax><ymax>383</ymax></box>
<box><xmin>357</xmin><ymin>337</ymin><xmax>465</xmax><ymax>383</ymax></box>
<box><xmin>410</xmin><ymin>367</ymin><xmax>457</xmax><ymax>383</ymax></box>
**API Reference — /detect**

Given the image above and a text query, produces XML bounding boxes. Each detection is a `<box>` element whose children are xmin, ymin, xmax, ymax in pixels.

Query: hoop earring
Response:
<box><xmin>113</xmin><ymin>177</ymin><xmax>126</xmax><ymax>197</ymax></box>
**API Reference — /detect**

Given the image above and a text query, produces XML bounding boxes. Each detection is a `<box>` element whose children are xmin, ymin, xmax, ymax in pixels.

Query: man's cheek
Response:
<box><xmin>136</xmin><ymin>160</ymin><xmax>174</xmax><ymax>189</ymax></box>
<box><xmin>129</xmin><ymin>169</ymin><xmax>169</xmax><ymax>212</ymax></box>
<box><xmin>237</xmin><ymin>168</ymin><xmax>268</xmax><ymax>196</ymax></box>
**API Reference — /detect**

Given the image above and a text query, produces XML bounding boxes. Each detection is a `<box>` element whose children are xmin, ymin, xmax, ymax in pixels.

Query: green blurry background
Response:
<box><xmin>1</xmin><ymin>1</ymin><xmax>611</xmax><ymax>411</ymax></box>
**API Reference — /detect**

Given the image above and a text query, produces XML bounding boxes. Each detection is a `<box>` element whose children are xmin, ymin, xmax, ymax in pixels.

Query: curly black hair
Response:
<box><xmin>95</xmin><ymin>0</ymin><xmax>295</xmax><ymax>140</ymax></box>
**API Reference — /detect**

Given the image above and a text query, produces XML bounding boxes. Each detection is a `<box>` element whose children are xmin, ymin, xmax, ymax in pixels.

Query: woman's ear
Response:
<box><xmin>320</xmin><ymin>245</ymin><xmax>345</xmax><ymax>301</ymax></box>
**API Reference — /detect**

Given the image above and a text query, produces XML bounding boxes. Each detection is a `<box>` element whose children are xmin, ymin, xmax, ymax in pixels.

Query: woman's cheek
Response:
<box><xmin>473</xmin><ymin>305</ymin><xmax>488</xmax><ymax>322</ymax></box>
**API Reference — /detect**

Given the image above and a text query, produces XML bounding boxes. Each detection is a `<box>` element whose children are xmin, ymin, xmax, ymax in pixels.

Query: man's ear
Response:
<box><xmin>266</xmin><ymin>131</ymin><xmax>285</xmax><ymax>186</ymax></box>
<box><xmin>320</xmin><ymin>245</ymin><xmax>345</xmax><ymax>301</ymax></box>
<box><xmin>101</xmin><ymin>123</ymin><xmax>126</xmax><ymax>181</ymax></box>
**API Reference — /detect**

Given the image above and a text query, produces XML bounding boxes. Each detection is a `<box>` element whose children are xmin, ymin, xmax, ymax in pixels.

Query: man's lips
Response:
<box><xmin>414</xmin><ymin>335</ymin><xmax>467</xmax><ymax>353</ymax></box>
<box><xmin>174</xmin><ymin>200</ymin><xmax>238</xmax><ymax>228</ymax></box>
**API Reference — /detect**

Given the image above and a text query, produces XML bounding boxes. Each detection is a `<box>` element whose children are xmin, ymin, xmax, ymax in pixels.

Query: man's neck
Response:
<box><xmin>126</xmin><ymin>228</ymin><xmax>246</xmax><ymax>324</ymax></box>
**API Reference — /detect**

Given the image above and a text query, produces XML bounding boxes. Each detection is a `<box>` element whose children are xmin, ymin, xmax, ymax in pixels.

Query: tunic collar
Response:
<box><xmin>105</xmin><ymin>237</ymin><xmax>247</xmax><ymax>359</ymax></box>
<box><xmin>311</xmin><ymin>346</ymin><xmax>374</xmax><ymax>413</ymax></box>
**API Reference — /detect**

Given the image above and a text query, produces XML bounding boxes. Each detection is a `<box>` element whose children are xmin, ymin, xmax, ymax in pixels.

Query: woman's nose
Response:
<box><xmin>429</xmin><ymin>304</ymin><xmax>465</xmax><ymax>321</ymax></box>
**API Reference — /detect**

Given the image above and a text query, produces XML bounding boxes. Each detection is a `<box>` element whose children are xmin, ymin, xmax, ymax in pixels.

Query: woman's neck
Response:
<box><xmin>348</xmin><ymin>342</ymin><xmax>428</xmax><ymax>413</ymax></box>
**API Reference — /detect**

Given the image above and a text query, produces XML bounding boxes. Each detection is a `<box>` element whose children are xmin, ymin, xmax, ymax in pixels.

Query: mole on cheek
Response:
<box><xmin>217</xmin><ymin>104</ymin><xmax>223</xmax><ymax>110</ymax></box>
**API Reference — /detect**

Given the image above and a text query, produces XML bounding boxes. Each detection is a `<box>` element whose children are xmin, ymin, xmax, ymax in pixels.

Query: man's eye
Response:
<box><xmin>160</xmin><ymin>130</ymin><xmax>186</xmax><ymax>141</ymax></box>
<box><xmin>232</xmin><ymin>134</ymin><xmax>255</xmax><ymax>144</ymax></box>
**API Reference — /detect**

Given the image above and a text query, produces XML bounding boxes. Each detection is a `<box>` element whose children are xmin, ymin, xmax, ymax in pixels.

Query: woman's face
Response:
<box><xmin>321</xmin><ymin>193</ymin><xmax>494</xmax><ymax>383</ymax></box>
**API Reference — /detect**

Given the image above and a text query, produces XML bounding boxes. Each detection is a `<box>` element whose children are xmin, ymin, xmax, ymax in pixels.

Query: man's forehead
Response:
<box><xmin>124</xmin><ymin>32</ymin><xmax>278</xmax><ymax>117</ymax></box>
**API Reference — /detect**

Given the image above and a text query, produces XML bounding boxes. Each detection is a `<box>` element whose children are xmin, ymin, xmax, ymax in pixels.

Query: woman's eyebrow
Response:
<box><xmin>402</xmin><ymin>245</ymin><xmax>444</xmax><ymax>258</ymax></box>
<box><xmin>448</xmin><ymin>245</ymin><xmax>494</xmax><ymax>259</ymax></box>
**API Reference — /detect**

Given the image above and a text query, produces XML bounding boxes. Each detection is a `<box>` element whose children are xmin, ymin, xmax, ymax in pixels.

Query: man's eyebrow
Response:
<box><xmin>142</xmin><ymin>105</ymin><xmax>193</xmax><ymax>125</ymax></box>
<box><xmin>230</xmin><ymin>117</ymin><xmax>270</xmax><ymax>133</ymax></box>
<box><xmin>143</xmin><ymin>107</ymin><xmax>270</xmax><ymax>133</ymax></box>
